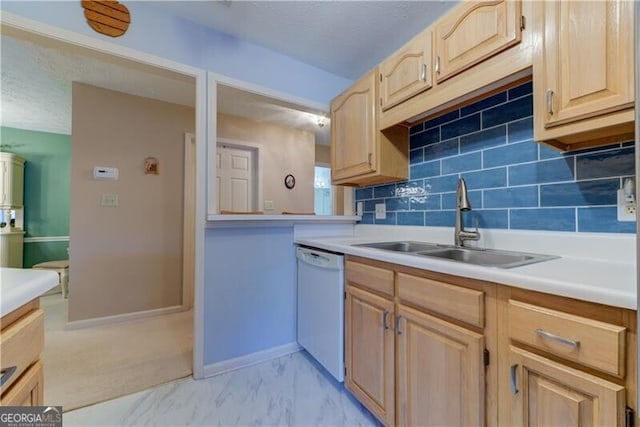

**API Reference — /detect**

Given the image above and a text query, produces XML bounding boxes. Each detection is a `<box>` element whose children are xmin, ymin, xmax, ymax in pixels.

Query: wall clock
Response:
<box><xmin>284</xmin><ymin>174</ymin><xmax>295</xmax><ymax>189</ymax></box>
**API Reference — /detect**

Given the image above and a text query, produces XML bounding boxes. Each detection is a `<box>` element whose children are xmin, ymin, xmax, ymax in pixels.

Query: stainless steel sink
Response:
<box><xmin>354</xmin><ymin>240</ymin><xmax>558</xmax><ymax>269</ymax></box>
<box><xmin>415</xmin><ymin>247</ymin><xmax>559</xmax><ymax>269</ymax></box>
<box><xmin>354</xmin><ymin>241</ymin><xmax>444</xmax><ymax>252</ymax></box>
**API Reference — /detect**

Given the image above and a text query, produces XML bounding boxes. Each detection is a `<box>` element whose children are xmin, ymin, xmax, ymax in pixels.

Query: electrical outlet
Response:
<box><xmin>375</xmin><ymin>203</ymin><xmax>386</xmax><ymax>220</ymax></box>
<box><xmin>356</xmin><ymin>202</ymin><xmax>363</xmax><ymax>217</ymax></box>
<box><xmin>617</xmin><ymin>189</ymin><xmax>635</xmax><ymax>221</ymax></box>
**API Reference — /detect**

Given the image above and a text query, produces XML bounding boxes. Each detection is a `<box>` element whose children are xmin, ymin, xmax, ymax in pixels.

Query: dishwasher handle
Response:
<box><xmin>297</xmin><ymin>247</ymin><xmax>344</xmax><ymax>270</ymax></box>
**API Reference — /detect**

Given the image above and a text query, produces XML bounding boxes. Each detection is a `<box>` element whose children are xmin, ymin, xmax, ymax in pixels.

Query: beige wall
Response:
<box><xmin>217</xmin><ymin>114</ymin><xmax>315</xmax><ymax>213</ymax></box>
<box><xmin>70</xmin><ymin>83</ymin><xmax>194</xmax><ymax>321</ymax></box>
<box><xmin>315</xmin><ymin>144</ymin><xmax>330</xmax><ymax>165</ymax></box>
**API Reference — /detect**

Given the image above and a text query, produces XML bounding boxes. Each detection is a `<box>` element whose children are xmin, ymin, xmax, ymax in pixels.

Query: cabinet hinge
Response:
<box><xmin>483</xmin><ymin>349</ymin><xmax>490</xmax><ymax>367</ymax></box>
<box><xmin>520</xmin><ymin>15</ymin><xmax>526</xmax><ymax>31</ymax></box>
<box><xmin>626</xmin><ymin>407</ymin><xmax>635</xmax><ymax>427</ymax></box>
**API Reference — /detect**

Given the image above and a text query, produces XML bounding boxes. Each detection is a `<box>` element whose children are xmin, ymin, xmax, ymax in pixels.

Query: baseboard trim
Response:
<box><xmin>203</xmin><ymin>342</ymin><xmax>302</xmax><ymax>378</ymax></box>
<box><xmin>65</xmin><ymin>305</ymin><xmax>185</xmax><ymax>330</ymax></box>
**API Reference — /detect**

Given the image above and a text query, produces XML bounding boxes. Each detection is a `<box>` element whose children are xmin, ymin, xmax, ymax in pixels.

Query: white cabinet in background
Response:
<box><xmin>0</xmin><ymin>231</ymin><xmax>24</xmax><ymax>268</ymax></box>
<box><xmin>0</xmin><ymin>153</ymin><xmax>25</xmax><ymax>209</ymax></box>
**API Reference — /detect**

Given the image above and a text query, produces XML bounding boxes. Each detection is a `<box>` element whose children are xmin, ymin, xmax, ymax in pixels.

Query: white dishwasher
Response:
<box><xmin>296</xmin><ymin>246</ymin><xmax>344</xmax><ymax>382</ymax></box>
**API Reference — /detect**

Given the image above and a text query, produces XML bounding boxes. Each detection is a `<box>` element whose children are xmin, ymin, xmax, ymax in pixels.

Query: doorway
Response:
<box><xmin>0</xmin><ymin>22</ymin><xmax>204</xmax><ymax>410</ymax></box>
<box><xmin>216</xmin><ymin>143</ymin><xmax>259</xmax><ymax>212</ymax></box>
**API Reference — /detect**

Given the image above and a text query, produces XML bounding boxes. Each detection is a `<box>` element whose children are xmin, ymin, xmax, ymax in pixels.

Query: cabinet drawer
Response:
<box><xmin>346</xmin><ymin>261</ymin><xmax>394</xmax><ymax>297</ymax></box>
<box><xmin>508</xmin><ymin>300</ymin><xmax>625</xmax><ymax>377</ymax></box>
<box><xmin>0</xmin><ymin>360</ymin><xmax>43</xmax><ymax>406</ymax></box>
<box><xmin>397</xmin><ymin>273</ymin><xmax>484</xmax><ymax>328</ymax></box>
<box><xmin>0</xmin><ymin>309</ymin><xmax>44</xmax><ymax>393</ymax></box>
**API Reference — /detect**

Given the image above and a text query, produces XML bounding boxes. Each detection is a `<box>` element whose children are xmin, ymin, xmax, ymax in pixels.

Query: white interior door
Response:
<box><xmin>216</xmin><ymin>144</ymin><xmax>255</xmax><ymax>212</ymax></box>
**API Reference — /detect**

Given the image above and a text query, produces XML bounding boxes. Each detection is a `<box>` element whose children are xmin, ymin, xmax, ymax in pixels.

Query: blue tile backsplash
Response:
<box><xmin>355</xmin><ymin>81</ymin><xmax>636</xmax><ymax>233</ymax></box>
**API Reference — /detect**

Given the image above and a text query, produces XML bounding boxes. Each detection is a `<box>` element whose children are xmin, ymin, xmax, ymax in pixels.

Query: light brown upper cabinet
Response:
<box><xmin>379</xmin><ymin>0</ymin><xmax>533</xmax><ymax>129</ymax></box>
<box><xmin>331</xmin><ymin>69</ymin><xmax>408</xmax><ymax>186</ymax></box>
<box><xmin>380</xmin><ymin>29</ymin><xmax>432</xmax><ymax>111</ymax></box>
<box><xmin>434</xmin><ymin>0</ymin><xmax>523</xmax><ymax>83</ymax></box>
<box><xmin>533</xmin><ymin>0</ymin><xmax>635</xmax><ymax>150</ymax></box>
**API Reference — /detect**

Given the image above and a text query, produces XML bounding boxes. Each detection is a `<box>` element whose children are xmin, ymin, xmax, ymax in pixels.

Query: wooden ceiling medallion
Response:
<box><xmin>81</xmin><ymin>1</ymin><xmax>130</xmax><ymax>38</ymax></box>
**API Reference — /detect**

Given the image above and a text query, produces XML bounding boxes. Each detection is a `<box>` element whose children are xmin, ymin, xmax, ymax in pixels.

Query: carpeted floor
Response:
<box><xmin>40</xmin><ymin>295</ymin><xmax>193</xmax><ymax>412</ymax></box>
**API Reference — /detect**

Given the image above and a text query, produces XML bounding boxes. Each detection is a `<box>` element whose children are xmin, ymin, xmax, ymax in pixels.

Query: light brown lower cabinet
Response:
<box><xmin>0</xmin><ymin>299</ymin><xmax>45</xmax><ymax>406</ymax></box>
<box><xmin>507</xmin><ymin>346</ymin><xmax>625</xmax><ymax>426</ymax></box>
<box><xmin>0</xmin><ymin>360</ymin><xmax>44</xmax><ymax>406</ymax></box>
<box><xmin>343</xmin><ymin>255</ymin><xmax>636</xmax><ymax>426</ymax></box>
<box><xmin>344</xmin><ymin>257</ymin><xmax>491</xmax><ymax>426</ymax></box>
<box><xmin>345</xmin><ymin>285</ymin><xmax>395</xmax><ymax>425</ymax></box>
<box><xmin>396</xmin><ymin>304</ymin><xmax>484</xmax><ymax>426</ymax></box>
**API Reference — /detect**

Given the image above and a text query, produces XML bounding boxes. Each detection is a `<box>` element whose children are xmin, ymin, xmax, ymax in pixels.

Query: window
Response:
<box><xmin>314</xmin><ymin>166</ymin><xmax>332</xmax><ymax>215</ymax></box>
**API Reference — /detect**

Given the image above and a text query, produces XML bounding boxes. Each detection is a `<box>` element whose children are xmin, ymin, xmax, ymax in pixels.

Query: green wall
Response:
<box><xmin>0</xmin><ymin>127</ymin><xmax>70</xmax><ymax>267</ymax></box>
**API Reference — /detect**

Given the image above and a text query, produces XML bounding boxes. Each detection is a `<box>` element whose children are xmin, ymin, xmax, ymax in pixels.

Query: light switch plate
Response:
<box><xmin>264</xmin><ymin>200</ymin><xmax>274</xmax><ymax>210</ymax></box>
<box><xmin>375</xmin><ymin>203</ymin><xmax>386</xmax><ymax>220</ymax></box>
<box><xmin>101</xmin><ymin>194</ymin><xmax>118</xmax><ymax>207</ymax></box>
<box><xmin>356</xmin><ymin>202</ymin><xmax>363</xmax><ymax>216</ymax></box>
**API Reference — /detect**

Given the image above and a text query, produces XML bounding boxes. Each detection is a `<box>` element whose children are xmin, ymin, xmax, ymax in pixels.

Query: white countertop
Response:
<box><xmin>207</xmin><ymin>215</ymin><xmax>360</xmax><ymax>227</ymax></box>
<box><xmin>1</xmin><ymin>268</ymin><xmax>59</xmax><ymax>316</ymax></box>
<box><xmin>207</xmin><ymin>214</ymin><xmax>360</xmax><ymax>226</ymax></box>
<box><xmin>296</xmin><ymin>227</ymin><xmax>637</xmax><ymax>310</ymax></box>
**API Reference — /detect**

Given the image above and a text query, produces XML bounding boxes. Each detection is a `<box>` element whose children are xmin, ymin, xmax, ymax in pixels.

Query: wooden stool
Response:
<box><xmin>32</xmin><ymin>260</ymin><xmax>69</xmax><ymax>298</ymax></box>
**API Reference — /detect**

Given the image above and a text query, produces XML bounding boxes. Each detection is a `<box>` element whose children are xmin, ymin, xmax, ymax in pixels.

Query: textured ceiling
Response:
<box><xmin>1</xmin><ymin>34</ymin><xmax>329</xmax><ymax>142</ymax></box>
<box><xmin>2</xmin><ymin>1</ymin><xmax>459</xmax><ymax>139</ymax></box>
<box><xmin>150</xmin><ymin>1</ymin><xmax>458</xmax><ymax>80</ymax></box>
<box><xmin>1</xmin><ymin>34</ymin><xmax>196</xmax><ymax>135</ymax></box>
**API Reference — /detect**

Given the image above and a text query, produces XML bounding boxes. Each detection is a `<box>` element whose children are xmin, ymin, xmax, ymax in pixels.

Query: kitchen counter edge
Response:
<box><xmin>295</xmin><ymin>237</ymin><xmax>636</xmax><ymax>311</ymax></box>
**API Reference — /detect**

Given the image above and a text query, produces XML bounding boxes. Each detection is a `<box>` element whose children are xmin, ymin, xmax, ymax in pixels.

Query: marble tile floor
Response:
<box><xmin>64</xmin><ymin>350</ymin><xmax>379</xmax><ymax>427</ymax></box>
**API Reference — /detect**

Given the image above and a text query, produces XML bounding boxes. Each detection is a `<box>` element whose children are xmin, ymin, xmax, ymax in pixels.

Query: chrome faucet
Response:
<box><xmin>455</xmin><ymin>177</ymin><xmax>480</xmax><ymax>247</ymax></box>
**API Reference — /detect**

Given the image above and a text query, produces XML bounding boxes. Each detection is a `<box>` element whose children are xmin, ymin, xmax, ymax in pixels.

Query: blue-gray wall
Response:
<box><xmin>205</xmin><ymin>227</ymin><xmax>297</xmax><ymax>364</ymax></box>
<box><xmin>356</xmin><ymin>82</ymin><xmax>636</xmax><ymax>233</ymax></box>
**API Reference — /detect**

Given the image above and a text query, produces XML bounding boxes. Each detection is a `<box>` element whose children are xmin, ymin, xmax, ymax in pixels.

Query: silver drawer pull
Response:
<box><xmin>382</xmin><ymin>310</ymin><xmax>390</xmax><ymax>330</ymax></box>
<box><xmin>535</xmin><ymin>328</ymin><xmax>580</xmax><ymax>349</ymax></box>
<box><xmin>546</xmin><ymin>89</ymin><xmax>554</xmax><ymax>115</ymax></box>
<box><xmin>395</xmin><ymin>315</ymin><xmax>403</xmax><ymax>335</ymax></box>
<box><xmin>510</xmin><ymin>364</ymin><xmax>519</xmax><ymax>395</ymax></box>
<box><xmin>420</xmin><ymin>63</ymin><xmax>427</xmax><ymax>82</ymax></box>
<box><xmin>1</xmin><ymin>366</ymin><xmax>17</xmax><ymax>387</ymax></box>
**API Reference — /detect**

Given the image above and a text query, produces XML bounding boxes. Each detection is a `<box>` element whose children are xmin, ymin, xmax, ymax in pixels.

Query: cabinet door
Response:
<box><xmin>538</xmin><ymin>0</ymin><xmax>634</xmax><ymax>128</ymax></box>
<box><xmin>508</xmin><ymin>346</ymin><xmax>625</xmax><ymax>426</ymax></box>
<box><xmin>0</xmin><ymin>156</ymin><xmax>25</xmax><ymax>209</ymax></box>
<box><xmin>345</xmin><ymin>285</ymin><xmax>394</xmax><ymax>425</ymax></box>
<box><xmin>0</xmin><ymin>360</ymin><xmax>43</xmax><ymax>406</ymax></box>
<box><xmin>331</xmin><ymin>70</ymin><xmax>377</xmax><ymax>182</ymax></box>
<box><xmin>380</xmin><ymin>30</ymin><xmax>432</xmax><ymax>111</ymax></box>
<box><xmin>396</xmin><ymin>304</ymin><xmax>485</xmax><ymax>427</ymax></box>
<box><xmin>434</xmin><ymin>0</ymin><xmax>522</xmax><ymax>83</ymax></box>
